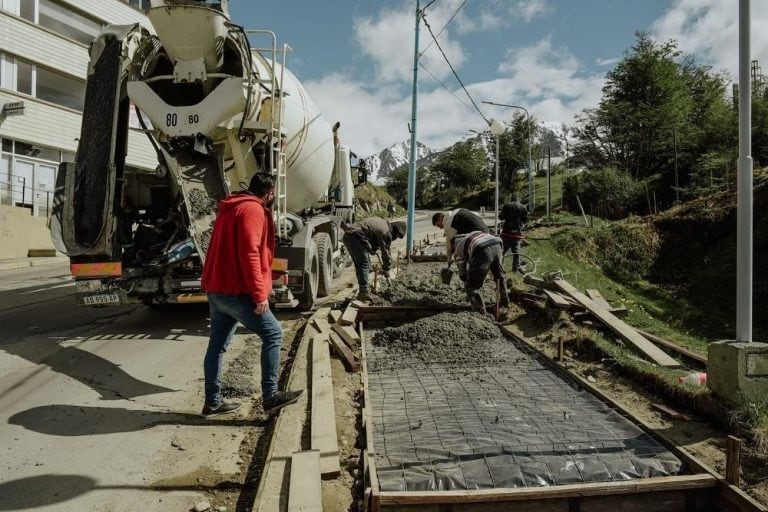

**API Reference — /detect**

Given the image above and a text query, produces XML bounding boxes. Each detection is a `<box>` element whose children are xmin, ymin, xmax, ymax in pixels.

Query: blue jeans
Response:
<box><xmin>343</xmin><ymin>233</ymin><xmax>371</xmax><ymax>292</ymax></box>
<box><xmin>204</xmin><ymin>293</ymin><xmax>283</xmax><ymax>407</ymax></box>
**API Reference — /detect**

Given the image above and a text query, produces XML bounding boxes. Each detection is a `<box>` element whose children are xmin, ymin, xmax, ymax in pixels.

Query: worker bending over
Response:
<box><xmin>432</xmin><ymin>208</ymin><xmax>488</xmax><ymax>259</ymax></box>
<box><xmin>451</xmin><ymin>230</ymin><xmax>510</xmax><ymax>313</ymax></box>
<box><xmin>499</xmin><ymin>194</ymin><xmax>528</xmax><ymax>272</ymax></box>
<box><xmin>342</xmin><ymin>217</ymin><xmax>407</xmax><ymax>301</ymax></box>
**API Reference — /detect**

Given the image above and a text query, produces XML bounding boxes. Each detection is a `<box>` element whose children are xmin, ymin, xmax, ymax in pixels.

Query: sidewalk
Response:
<box><xmin>0</xmin><ymin>256</ymin><xmax>69</xmax><ymax>271</ymax></box>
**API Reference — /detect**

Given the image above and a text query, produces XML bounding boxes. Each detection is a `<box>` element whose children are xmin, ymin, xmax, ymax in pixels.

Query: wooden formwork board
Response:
<box><xmin>359</xmin><ymin>310</ymin><xmax>766</xmax><ymax>512</ymax></box>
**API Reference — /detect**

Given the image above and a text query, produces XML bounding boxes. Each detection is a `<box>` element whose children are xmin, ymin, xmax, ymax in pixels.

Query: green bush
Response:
<box><xmin>553</xmin><ymin>222</ymin><xmax>660</xmax><ymax>280</ymax></box>
<box><xmin>563</xmin><ymin>167</ymin><xmax>644</xmax><ymax>220</ymax></box>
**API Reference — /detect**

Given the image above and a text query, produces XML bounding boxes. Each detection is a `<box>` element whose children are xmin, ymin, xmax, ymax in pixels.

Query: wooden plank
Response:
<box><xmin>586</xmin><ymin>288</ymin><xmax>612</xmax><ymax>308</ymax></box>
<box><xmin>338</xmin><ymin>302</ymin><xmax>360</xmax><ymax>326</ymax></box>
<box><xmin>328</xmin><ymin>309</ymin><xmax>342</xmax><ymax>324</ymax></box>
<box><xmin>377</xmin><ymin>474</ymin><xmax>716</xmax><ymax>506</ymax></box>
<box><xmin>499</xmin><ymin>325</ymin><xmax>768</xmax><ymax>512</ymax></box>
<box><xmin>542</xmin><ymin>289</ymin><xmax>574</xmax><ymax>309</ymax></box>
<box><xmin>553</xmin><ymin>278</ymin><xmax>681</xmax><ymax>368</ymax></box>
<box><xmin>317</xmin><ymin>316</ymin><xmax>360</xmax><ymax>371</ymax></box>
<box><xmin>573</xmin><ymin>307</ymin><xmax>629</xmax><ymax>320</ymax></box>
<box><xmin>311</xmin><ymin>332</ymin><xmax>340</xmax><ymax>478</ymax></box>
<box><xmin>726</xmin><ymin>436</ymin><xmax>742</xmax><ymax>486</ymax></box>
<box><xmin>651</xmin><ymin>403</ymin><xmax>691</xmax><ymax>421</ymax></box>
<box><xmin>333</xmin><ymin>323</ymin><xmax>361</xmax><ymax>348</ymax></box>
<box><xmin>253</xmin><ymin>317</ymin><xmax>319</xmax><ymax>512</ymax></box>
<box><xmin>636</xmin><ymin>328</ymin><xmax>708</xmax><ymax>365</ymax></box>
<box><xmin>288</xmin><ymin>450</ymin><xmax>322</xmax><ymax>512</ymax></box>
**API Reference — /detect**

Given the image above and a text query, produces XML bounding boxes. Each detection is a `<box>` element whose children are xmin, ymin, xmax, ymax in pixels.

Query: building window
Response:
<box><xmin>0</xmin><ymin>137</ymin><xmax>67</xmax><ymax>216</ymax></box>
<box><xmin>0</xmin><ymin>52</ymin><xmax>85</xmax><ymax>111</ymax></box>
<box><xmin>37</xmin><ymin>66</ymin><xmax>84</xmax><ymax>110</ymax></box>
<box><xmin>126</xmin><ymin>0</ymin><xmax>151</xmax><ymax>10</ymax></box>
<box><xmin>16</xmin><ymin>57</ymin><xmax>33</xmax><ymax>95</ymax></box>
<box><xmin>38</xmin><ymin>0</ymin><xmax>103</xmax><ymax>45</ymax></box>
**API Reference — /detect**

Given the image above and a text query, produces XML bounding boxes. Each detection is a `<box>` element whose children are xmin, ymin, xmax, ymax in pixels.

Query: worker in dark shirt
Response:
<box><xmin>432</xmin><ymin>208</ymin><xmax>488</xmax><ymax>259</ymax></box>
<box><xmin>499</xmin><ymin>194</ymin><xmax>528</xmax><ymax>272</ymax></box>
<box><xmin>342</xmin><ymin>217</ymin><xmax>406</xmax><ymax>301</ymax></box>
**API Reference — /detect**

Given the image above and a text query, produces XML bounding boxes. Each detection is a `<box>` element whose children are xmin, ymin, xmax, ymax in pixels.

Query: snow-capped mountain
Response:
<box><xmin>364</xmin><ymin>141</ymin><xmax>433</xmax><ymax>183</ymax></box>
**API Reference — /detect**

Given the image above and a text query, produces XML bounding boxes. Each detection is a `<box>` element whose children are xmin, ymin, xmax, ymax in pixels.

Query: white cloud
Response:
<box><xmin>595</xmin><ymin>57</ymin><xmax>619</xmax><ymax>67</ymax></box>
<box><xmin>305</xmin><ymin>37</ymin><xmax>605</xmax><ymax>158</ymax></box>
<box><xmin>514</xmin><ymin>0</ymin><xmax>550</xmax><ymax>23</ymax></box>
<box><xmin>354</xmin><ymin>0</ymin><xmax>467</xmax><ymax>84</ymax></box>
<box><xmin>651</xmin><ymin>0</ymin><xmax>768</xmax><ymax>79</ymax></box>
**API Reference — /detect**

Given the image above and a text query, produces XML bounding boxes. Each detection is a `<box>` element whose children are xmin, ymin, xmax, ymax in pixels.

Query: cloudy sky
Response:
<box><xmin>229</xmin><ymin>0</ymin><xmax>768</xmax><ymax>158</ymax></box>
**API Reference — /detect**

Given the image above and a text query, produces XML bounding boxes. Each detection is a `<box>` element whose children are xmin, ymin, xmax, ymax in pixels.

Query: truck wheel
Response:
<box><xmin>314</xmin><ymin>232</ymin><xmax>333</xmax><ymax>297</ymax></box>
<box><xmin>297</xmin><ymin>240</ymin><xmax>319</xmax><ymax>310</ymax></box>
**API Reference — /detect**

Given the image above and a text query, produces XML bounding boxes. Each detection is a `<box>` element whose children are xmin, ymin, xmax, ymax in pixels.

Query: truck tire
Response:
<box><xmin>314</xmin><ymin>232</ymin><xmax>333</xmax><ymax>297</ymax></box>
<box><xmin>296</xmin><ymin>239</ymin><xmax>319</xmax><ymax>310</ymax></box>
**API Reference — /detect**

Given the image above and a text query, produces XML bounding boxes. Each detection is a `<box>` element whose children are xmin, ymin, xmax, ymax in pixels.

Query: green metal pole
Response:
<box><xmin>406</xmin><ymin>0</ymin><xmax>420</xmax><ymax>258</ymax></box>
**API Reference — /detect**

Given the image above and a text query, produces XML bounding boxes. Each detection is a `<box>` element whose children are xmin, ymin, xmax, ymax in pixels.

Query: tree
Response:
<box><xmin>496</xmin><ymin>113</ymin><xmax>536</xmax><ymax>192</ymax></box>
<box><xmin>430</xmin><ymin>139</ymin><xmax>487</xmax><ymax>191</ymax></box>
<box><xmin>572</xmin><ymin>33</ymin><xmax>734</xmax><ymax>205</ymax></box>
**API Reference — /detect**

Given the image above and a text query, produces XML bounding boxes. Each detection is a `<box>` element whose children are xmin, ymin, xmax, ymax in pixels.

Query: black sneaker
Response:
<box><xmin>263</xmin><ymin>390</ymin><xmax>304</xmax><ymax>415</ymax></box>
<box><xmin>201</xmin><ymin>401</ymin><xmax>241</xmax><ymax>417</ymax></box>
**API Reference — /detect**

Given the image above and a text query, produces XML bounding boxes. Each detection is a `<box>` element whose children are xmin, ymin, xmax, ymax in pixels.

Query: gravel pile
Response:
<box><xmin>367</xmin><ymin>311</ymin><xmax>512</xmax><ymax>371</ymax></box>
<box><xmin>187</xmin><ymin>188</ymin><xmax>217</xmax><ymax>219</ymax></box>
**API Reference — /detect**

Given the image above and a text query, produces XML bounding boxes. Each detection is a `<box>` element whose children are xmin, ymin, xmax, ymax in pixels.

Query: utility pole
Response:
<box><xmin>736</xmin><ymin>0</ymin><xmax>753</xmax><ymax>342</ymax></box>
<box><xmin>405</xmin><ymin>0</ymin><xmax>420</xmax><ymax>258</ymax></box>
<box><xmin>546</xmin><ymin>146</ymin><xmax>551</xmax><ymax>219</ymax></box>
<box><xmin>673</xmin><ymin>127</ymin><xmax>679</xmax><ymax>204</ymax></box>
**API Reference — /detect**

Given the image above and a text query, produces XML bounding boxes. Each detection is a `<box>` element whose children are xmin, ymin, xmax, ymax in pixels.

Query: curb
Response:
<box><xmin>0</xmin><ymin>261</ymin><xmax>32</xmax><ymax>271</ymax></box>
<box><xmin>0</xmin><ymin>257</ymin><xmax>69</xmax><ymax>271</ymax></box>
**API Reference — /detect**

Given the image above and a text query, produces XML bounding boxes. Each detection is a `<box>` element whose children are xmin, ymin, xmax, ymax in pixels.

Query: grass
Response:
<box><xmin>510</xmin><ymin>220</ymin><xmax>768</xmax><ymax>453</ymax></box>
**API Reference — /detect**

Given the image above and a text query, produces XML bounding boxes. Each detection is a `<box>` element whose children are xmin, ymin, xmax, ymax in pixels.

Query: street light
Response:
<box><xmin>488</xmin><ymin>119</ymin><xmax>505</xmax><ymax>233</ymax></box>
<box><xmin>482</xmin><ymin>101</ymin><xmax>533</xmax><ymax>213</ymax></box>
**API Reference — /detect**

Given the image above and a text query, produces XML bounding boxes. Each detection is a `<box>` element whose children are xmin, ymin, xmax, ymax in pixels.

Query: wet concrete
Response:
<box><xmin>372</xmin><ymin>262</ymin><xmax>499</xmax><ymax>308</ymax></box>
<box><xmin>368</xmin><ymin>311</ymin><xmax>510</xmax><ymax>371</ymax></box>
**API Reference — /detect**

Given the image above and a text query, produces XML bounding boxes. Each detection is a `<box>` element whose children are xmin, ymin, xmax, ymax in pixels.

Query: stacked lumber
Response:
<box><xmin>523</xmin><ymin>275</ymin><xmax>682</xmax><ymax>368</ymax></box>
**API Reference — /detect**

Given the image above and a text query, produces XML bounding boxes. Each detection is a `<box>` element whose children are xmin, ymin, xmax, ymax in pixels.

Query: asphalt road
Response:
<box><xmin>0</xmin><ymin>213</ymin><xmax>440</xmax><ymax>511</ymax></box>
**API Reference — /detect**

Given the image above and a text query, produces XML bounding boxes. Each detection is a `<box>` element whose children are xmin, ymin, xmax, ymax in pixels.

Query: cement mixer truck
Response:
<box><xmin>51</xmin><ymin>0</ymin><xmax>357</xmax><ymax>309</ymax></box>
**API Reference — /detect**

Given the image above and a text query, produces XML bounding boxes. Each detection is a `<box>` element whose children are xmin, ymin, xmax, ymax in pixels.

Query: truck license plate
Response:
<box><xmin>82</xmin><ymin>293</ymin><xmax>120</xmax><ymax>305</ymax></box>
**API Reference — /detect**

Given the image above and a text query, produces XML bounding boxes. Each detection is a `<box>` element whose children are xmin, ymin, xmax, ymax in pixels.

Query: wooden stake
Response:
<box><xmin>726</xmin><ymin>435</ymin><xmax>742</xmax><ymax>485</ymax></box>
<box><xmin>557</xmin><ymin>336</ymin><xmax>564</xmax><ymax>362</ymax></box>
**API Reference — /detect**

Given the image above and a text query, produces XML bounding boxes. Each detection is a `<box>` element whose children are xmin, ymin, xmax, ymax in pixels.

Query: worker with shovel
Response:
<box><xmin>446</xmin><ymin>231</ymin><xmax>510</xmax><ymax>314</ymax></box>
<box><xmin>342</xmin><ymin>217</ymin><xmax>407</xmax><ymax>301</ymax></box>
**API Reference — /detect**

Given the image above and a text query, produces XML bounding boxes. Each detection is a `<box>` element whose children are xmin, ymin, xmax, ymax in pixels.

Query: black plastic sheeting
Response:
<box><xmin>366</xmin><ymin>332</ymin><xmax>683</xmax><ymax>492</ymax></box>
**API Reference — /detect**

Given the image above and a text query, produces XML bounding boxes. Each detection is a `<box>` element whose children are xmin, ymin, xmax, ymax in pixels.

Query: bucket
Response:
<box><xmin>440</xmin><ymin>267</ymin><xmax>454</xmax><ymax>285</ymax></box>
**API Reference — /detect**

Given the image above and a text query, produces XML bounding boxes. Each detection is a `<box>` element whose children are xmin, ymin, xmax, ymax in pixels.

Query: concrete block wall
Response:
<box><xmin>0</xmin><ymin>204</ymin><xmax>56</xmax><ymax>259</ymax></box>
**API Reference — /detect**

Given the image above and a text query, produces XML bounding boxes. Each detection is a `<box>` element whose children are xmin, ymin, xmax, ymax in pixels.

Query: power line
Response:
<box><xmin>421</xmin><ymin>10</ymin><xmax>490</xmax><ymax>124</ymax></box>
<box><xmin>420</xmin><ymin>0</ymin><xmax>467</xmax><ymax>57</ymax></box>
<box><xmin>419</xmin><ymin>62</ymin><xmax>486</xmax><ymax>122</ymax></box>
<box><xmin>422</xmin><ymin>0</ymin><xmax>440</xmax><ymax>10</ymax></box>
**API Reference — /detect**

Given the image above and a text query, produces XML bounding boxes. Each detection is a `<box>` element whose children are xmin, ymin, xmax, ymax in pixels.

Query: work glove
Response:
<box><xmin>381</xmin><ymin>270</ymin><xmax>391</xmax><ymax>279</ymax></box>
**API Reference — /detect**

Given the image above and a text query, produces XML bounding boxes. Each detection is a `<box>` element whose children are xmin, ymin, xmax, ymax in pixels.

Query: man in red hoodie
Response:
<box><xmin>200</xmin><ymin>173</ymin><xmax>303</xmax><ymax>417</ymax></box>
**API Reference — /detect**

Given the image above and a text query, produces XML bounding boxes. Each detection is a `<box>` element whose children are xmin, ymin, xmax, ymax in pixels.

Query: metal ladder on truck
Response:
<box><xmin>246</xmin><ymin>30</ymin><xmax>292</xmax><ymax>240</ymax></box>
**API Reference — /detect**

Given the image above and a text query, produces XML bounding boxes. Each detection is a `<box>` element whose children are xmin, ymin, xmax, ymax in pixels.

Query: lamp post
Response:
<box><xmin>488</xmin><ymin>119</ymin><xmax>505</xmax><ymax>233</ymax></box>
<box><xmin>482</xmin><ymin>101</ymin><xmax>533</xmax><ymax>213</ymax></box>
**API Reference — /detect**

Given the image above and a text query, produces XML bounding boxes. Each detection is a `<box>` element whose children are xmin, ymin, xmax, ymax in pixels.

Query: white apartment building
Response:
<box><xmin>0</xmin><ymin>0</ymin><xmax>156</xmax><ymax>216</ymax></box>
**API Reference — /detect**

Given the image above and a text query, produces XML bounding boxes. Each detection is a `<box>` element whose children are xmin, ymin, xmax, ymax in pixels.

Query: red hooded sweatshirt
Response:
<box><xmin>201</xmin><ymin>193</ymin><xmax>275</xmax><ymax>303</ymax></box>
